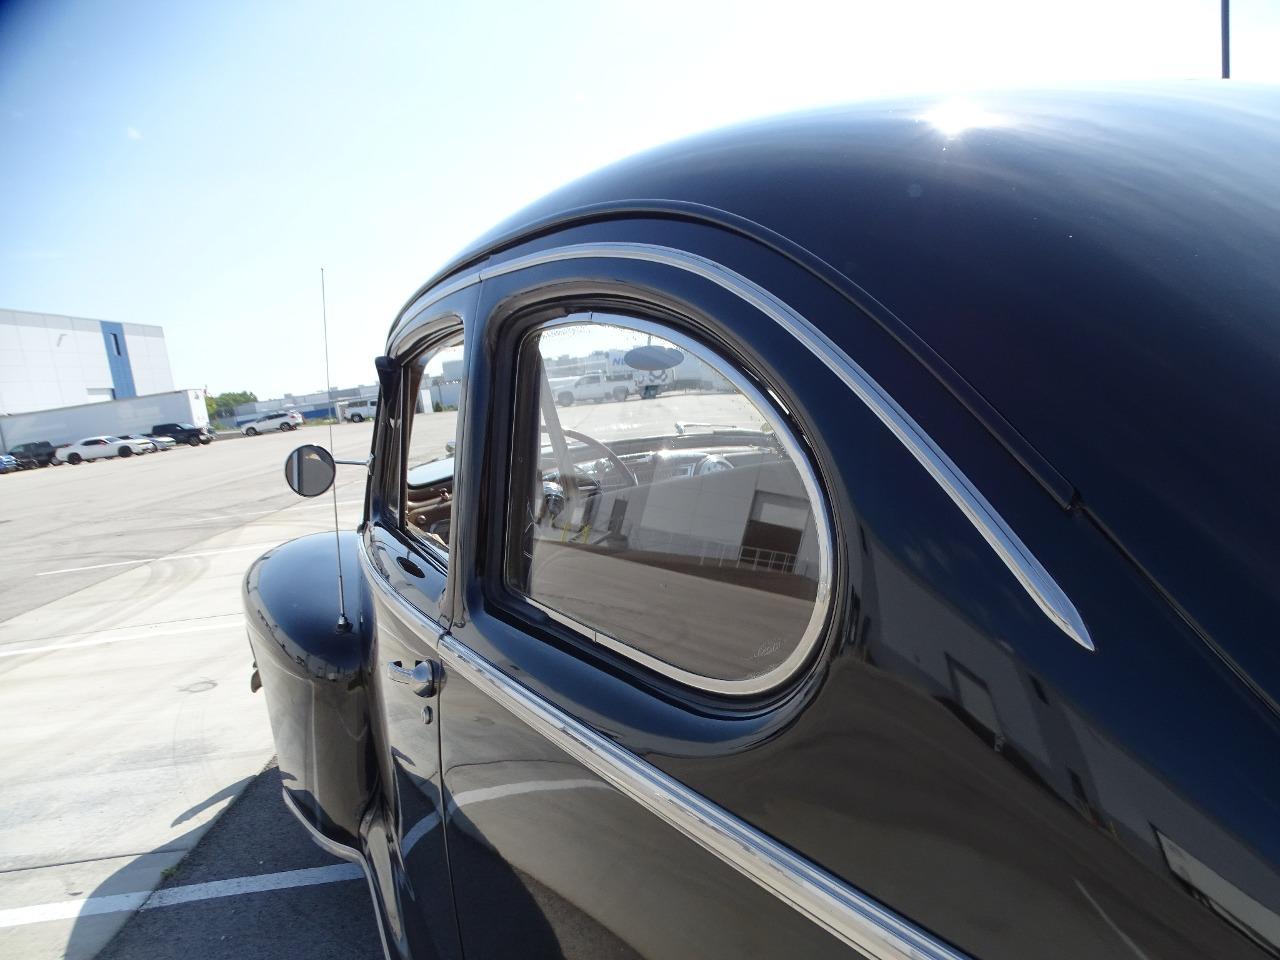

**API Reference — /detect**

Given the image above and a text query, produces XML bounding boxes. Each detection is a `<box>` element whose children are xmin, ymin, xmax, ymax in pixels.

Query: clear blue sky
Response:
<box><xmin>2</xmin><ymin>0</ymin><xmax>1277</xmax><ymax>399</ymax></box>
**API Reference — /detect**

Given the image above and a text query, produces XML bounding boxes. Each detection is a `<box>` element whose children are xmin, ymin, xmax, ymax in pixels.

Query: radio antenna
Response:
<box><xmin>320</xmin><ymin>267</ymin><xmax>351</xmax><ymax>632</ymax></box>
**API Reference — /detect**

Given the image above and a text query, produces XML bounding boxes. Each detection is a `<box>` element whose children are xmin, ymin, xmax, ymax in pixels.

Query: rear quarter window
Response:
<box><xmin>506</xmin><ymin>312</ymin><xmax>831</xmax><ymax>696</ymax></box>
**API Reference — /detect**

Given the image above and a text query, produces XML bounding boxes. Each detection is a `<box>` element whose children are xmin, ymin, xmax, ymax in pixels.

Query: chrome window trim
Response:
<box><xmin>510</xmin><ymin>312</ymin><xmax>833</xmax><ymax>696</ymax></box>
<box><xmin>391</xmin><ymin>242</ymin><xmax>1092</xmax><ymax>651</ymax></box>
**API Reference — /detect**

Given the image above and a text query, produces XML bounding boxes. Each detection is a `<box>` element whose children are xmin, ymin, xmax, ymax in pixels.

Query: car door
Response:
<box><xmin>358</xmin><ymin>287</ymin><xmax>475</xmax><ymax>960</ymax></box>
<box><xmin>433</xmin><ymin>238</ymin><xmax>1280</xmax><ymax>960</ymax></box>
<box><xmin>435</xmin><ymin>253</ymin><xmax>864</xmax><ymax>959</ymax></box>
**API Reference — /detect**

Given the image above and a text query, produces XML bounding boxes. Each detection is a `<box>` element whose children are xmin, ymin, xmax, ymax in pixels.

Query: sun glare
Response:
<box><xmin>919</xmin><ymin>100</ymin><xmax>1009</xmax><ymax>136</ymax></box>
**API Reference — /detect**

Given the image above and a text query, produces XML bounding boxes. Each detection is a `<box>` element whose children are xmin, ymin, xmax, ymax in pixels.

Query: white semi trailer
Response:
<box><xmin>0</xmin><ymin>388</ymin><xmax>209</xmax><ymax>452</ymax></box>
<box><xmin>632</xmin><ymin>353</ymin><xmax>731</xmax><ymax>398</ymax></box>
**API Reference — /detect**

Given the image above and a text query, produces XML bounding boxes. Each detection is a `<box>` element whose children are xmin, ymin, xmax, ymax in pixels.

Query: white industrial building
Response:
<box><xmin>0</xmin><ymin>308</ymin><xmax>175</xmax><ymax>415</ymax></box>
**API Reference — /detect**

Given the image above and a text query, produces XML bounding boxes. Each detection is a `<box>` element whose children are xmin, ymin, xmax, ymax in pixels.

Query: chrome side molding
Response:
<box><xmin>393</xmin><ymin>241</ymin><xmax>1092</xmax><ymax>651</ymax></box>
<box><xmin>436</xmin><ymin>631</ymin><xmax>972</xmax><ymax>960</ymax></box>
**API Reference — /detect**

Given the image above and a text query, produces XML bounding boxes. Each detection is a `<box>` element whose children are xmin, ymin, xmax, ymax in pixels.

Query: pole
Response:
<box><xmin>321</xmin><ymin>268</ymin><xmax>350</xmax><ymax>631</ymax></box>
<box><xmin>1221</xmin><ymin>0</ymin><xmax>1230</xmax><ymax>79</ymax></box>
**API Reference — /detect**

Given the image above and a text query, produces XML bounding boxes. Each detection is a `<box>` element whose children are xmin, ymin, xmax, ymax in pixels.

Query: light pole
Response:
<box><xmin>1222</xmin><ymin>0</ymin><xmax>1230</xmax><ymax>79</ymax></box>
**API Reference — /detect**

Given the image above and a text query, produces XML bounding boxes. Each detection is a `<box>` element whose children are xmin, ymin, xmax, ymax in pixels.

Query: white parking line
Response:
<box><xmin>0</xmin><ymin>618</ymin><xmax>240</xmax><ymax>659</ymax></box>
<box><xmin>187</xmin><ymin>509</ymin><xmax>282</xmax><ymax>523</ymax></box>
<box><xmin>36</xmin><ymin>542</ymin><xmax>287</xmax><ymax>577</ymax></box>
<box><xmin>1075</xmin><ymin>880</ymin><xmax>1155</xmax><ymax>960</ymax></box>
<box><xmin>187</xmin><ymin>500</ymin><xmax>365</xmax><ymax>524</ymax></box>
<box><xmin>0</xmin><ymin>777</ymin><xmax>606</xmax><ymax>929</ymax></box>
<box><xmin>0</xmin><ymin>863</ymin><xmax>363</xmax><ymax>929</ymax></box>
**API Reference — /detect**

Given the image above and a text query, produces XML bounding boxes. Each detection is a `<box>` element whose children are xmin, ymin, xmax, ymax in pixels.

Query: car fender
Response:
<box><xmin>243</xmin><ymin>531</ymin><xmax>376</xmax><ymax>848</ymax></box>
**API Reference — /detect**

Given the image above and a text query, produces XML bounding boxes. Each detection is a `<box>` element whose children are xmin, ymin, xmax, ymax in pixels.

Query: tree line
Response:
<box><xmin>205</xmin><ymin>390</ymin><xmax>257</xmax><ymax>420</ymax></box>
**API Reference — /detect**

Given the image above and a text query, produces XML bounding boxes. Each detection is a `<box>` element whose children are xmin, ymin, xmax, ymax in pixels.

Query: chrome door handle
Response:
<box><xmin>387</xmin><ymin>659</ymin><xmax>438</xmax><ymax>697</ymax></box>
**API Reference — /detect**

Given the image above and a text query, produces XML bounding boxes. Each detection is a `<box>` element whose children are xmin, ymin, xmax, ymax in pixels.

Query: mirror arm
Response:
<box><xmin>334</xmin><ymin>457</ymin><xmax>369</xmax><ymax>466</ymax></box>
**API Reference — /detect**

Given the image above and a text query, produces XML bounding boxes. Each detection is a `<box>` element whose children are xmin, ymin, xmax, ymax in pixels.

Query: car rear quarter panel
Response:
<box><xmin>443</xmin><ymin>219</ymin><xmax>1280</xmax><ymax>959</ymax></box>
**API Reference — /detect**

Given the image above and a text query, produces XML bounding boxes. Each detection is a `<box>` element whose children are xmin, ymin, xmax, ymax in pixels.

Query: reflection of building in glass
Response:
<box><xmin>596</xmin><ymin>459</ymin><xmax>822</xmax><ymax>582</ymax></box>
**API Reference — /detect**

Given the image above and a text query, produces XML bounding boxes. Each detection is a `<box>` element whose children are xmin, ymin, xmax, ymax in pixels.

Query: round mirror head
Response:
<box><xmin>284</xmin><ymin>444</ymin><xmax>336</xmax><ymax>497</ymax></box>
<box><xmin>623</xmin><ymin>344</ymin><xmax>684</xmax><ymax>371</ymax></box>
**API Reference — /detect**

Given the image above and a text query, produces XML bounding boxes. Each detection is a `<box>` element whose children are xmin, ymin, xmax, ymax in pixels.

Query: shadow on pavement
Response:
<box><xmin>77</xmin><ymin>763</ymin><xmax>383</xmax><ymax>960</ymax></box>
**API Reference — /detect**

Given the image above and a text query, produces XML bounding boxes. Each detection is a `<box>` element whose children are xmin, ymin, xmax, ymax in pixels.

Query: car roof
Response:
<box><xmin>406</xmin><ymin>82</ymin><xmax>1280</xmax><ymax>705</ymax></box>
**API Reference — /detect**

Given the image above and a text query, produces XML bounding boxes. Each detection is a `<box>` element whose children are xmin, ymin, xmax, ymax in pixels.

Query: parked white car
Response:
<box><xmin>242</xmin><ymin>411</ymin><xmax>303</xmax><ymax>436</ymax></box>
<box><xmin>54</xmin><ymin>435</ymin><xmax>152</xmax><ymax>464</ymax></box>
<box><xmin>119</xmin><ymin>433</ymin><xmax>174</xmax><ymax>452</ymax></box>
<box><xmin>552</xmin><ymin>373</ymin><xmax>636</xmax><ymax>405</ymax></box>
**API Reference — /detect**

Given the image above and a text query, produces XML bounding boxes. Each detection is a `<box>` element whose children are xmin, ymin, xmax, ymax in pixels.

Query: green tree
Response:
<box><xmin>206</xmin><ymin>390</ymin><xmax>258</xmax><ymax>420</ymax></box>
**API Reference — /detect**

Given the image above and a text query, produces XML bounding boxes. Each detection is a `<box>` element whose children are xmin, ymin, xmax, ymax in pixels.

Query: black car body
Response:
<box><xmin>150</xmin><ymin>422</ymin><xmax>211</xmax><ymax>445</ymax></box>
<box><xmin>7</xmin><ymin>440</ymin><xmax>59</xmax><ymax>467</ymax></box>
<box><xmin>244</xmin><ymin>84</ymin><xmax>1280</xmax><ymax>960</ymax></box>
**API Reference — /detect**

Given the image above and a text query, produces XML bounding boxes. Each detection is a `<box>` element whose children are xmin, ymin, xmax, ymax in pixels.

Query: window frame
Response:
<box><xmin>502</xmin><ymin>308</ymin><xmax>834</xmax><ymax>698</ymax></box>
<box><xmin>374</xmin><ymin>322</ymin><xmax>466</xmax><ymax>572</ymax></box>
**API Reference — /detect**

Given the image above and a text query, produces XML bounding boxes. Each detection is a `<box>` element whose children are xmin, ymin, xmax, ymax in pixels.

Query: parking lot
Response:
<box><xmin>0</xmin><ymin>392</ymin><xmax>753</xmax><ymax>959</ymax></box>
<box><xmin>0</xmin><ymin>421</ymin><xmax>412</xmax><ymax>960</ymax></box>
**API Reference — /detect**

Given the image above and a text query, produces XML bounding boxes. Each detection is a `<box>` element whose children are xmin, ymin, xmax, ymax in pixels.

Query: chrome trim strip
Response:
<box><xmin>394</xmin><ymin>273</ymin><xmax>483</xmax><ymax>342</ymax></box>
<box><xmin>435</xmin><ymin>630</ymin><xmax>970</xmax><ymax>960</ymax></box>
<box><xmin>516</xmin><ymin>312</ymin><xmax>833</xmax><ymax>696</ymax></box>
<box><xmin>280</xmin><ymin>788</ymin><xmax>393</xmax><ymax>960</ymax></box>
<box><xmin>390</xmin><ymin>241</ymin><xmax>1091</xmax><ymax>651</ymax></box>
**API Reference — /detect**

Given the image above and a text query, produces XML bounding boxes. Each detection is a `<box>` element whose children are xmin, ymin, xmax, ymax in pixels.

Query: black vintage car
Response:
<box><xmin>245</xmin><ymin>84</ymin><xmax>1280</xmax><ymax>960</ymax></box>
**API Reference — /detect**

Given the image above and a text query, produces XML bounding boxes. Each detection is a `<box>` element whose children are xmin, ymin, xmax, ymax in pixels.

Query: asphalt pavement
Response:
<box><xmin>94</xmin><ymin>763</ymin><xmax>382</xmax><ymax>960</ymax></box>
<box><xmin>0</xmin><ymin>395</ymin><xmax>739</xmax><ymax>960</ymax></box>
<box><xmin>0</xmin><ymin>420</ymin><xmax>453</xmax><ymax>960</ymax></box>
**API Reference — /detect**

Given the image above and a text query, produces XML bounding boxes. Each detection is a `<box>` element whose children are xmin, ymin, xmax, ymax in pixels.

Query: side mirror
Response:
<box><xmin>284</xmin><ymin>444</ymin><xmax>336</xmax><ymax>497</ymax></box>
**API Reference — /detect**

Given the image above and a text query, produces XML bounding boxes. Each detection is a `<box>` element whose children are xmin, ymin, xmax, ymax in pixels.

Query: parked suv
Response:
<box><xmin>340</xmin><ymin>399</ymin><xmax>377</xmax><ymax>422</ymax></box>
<box><xmin>150</xmin><ymin>422</ymin><xmax>212</xmax><ymax>446</ymax></box>
<box><xmin>7</xmin><ymin>440</ymin><xmax>60</xmax><ymax>467</ymax></box>
<box><xmin>242</xmin><ymin>411</ymin><xmax>303</xmax><ymax>436</ymax></box>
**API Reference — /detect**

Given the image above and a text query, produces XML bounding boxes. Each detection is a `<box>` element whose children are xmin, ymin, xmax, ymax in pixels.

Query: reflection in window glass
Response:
<box><xmin>509</xmin><ymin>314</ymin><xmax>827</xmax><ymax>690</ymax></box>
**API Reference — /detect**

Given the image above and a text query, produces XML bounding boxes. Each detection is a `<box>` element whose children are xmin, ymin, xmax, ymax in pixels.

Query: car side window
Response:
<box><xmin>507</xmin><ymin>312</ymin><xmax>831</xmax><ymax>694</ymax></box>
<box><xmin>400</xmin><ymin>335</ymin><xmax>464</xmax><ymax>560</ymax></box>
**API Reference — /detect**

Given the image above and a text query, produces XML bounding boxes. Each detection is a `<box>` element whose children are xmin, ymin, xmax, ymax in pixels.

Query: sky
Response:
<box><xmin>2</xmin><ymin>0</ymin><xmax>1278</xmax><ymax>400</ymax></box>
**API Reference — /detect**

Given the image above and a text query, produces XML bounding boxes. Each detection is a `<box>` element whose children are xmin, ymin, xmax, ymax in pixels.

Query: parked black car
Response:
<box><xmin>7</xmin><ymin>440</ymin><xmax>60</xmax><ymax>467</ymax></box>
<box><xmin>245</xmin><ymin>84</ymin><xmax>1280</xmax><ymax>960</ymax></box>
<box><xmin>148</xmin><ymin>422</ymin><xmax>211</xmax><ymax>446</ymax></box>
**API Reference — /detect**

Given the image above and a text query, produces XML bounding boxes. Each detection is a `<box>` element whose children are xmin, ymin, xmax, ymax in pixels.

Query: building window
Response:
<box><xmin>109</xmin><ymin>333</ymin><xmax>122</xmax><ymax>356</ymax></box>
